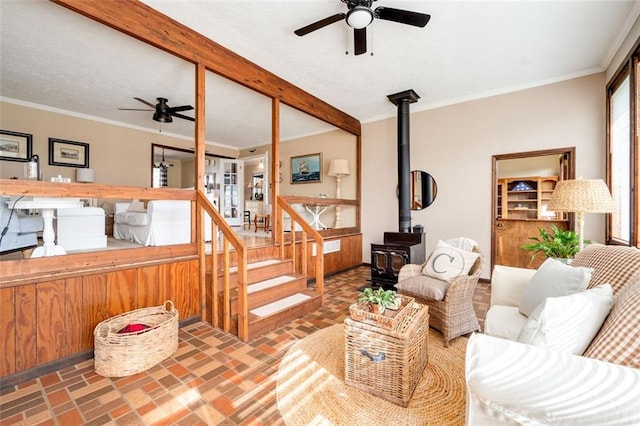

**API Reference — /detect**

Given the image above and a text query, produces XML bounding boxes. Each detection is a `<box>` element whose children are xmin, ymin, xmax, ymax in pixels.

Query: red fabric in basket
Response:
<box><xmin>117</xmin><ymin>323</ymin><xmax>150</xmax><ymax>334</ymax></box>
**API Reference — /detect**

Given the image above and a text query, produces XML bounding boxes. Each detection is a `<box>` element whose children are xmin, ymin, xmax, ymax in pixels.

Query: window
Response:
<box><xmin>607</xmin><ymin>42</ymin><xmax>639</xmax><ymax>247</ymax></box>
<box><xmin>610</xmin><ymin>75</ymin><xmax>631</xmax><ymax>242</ymax></box>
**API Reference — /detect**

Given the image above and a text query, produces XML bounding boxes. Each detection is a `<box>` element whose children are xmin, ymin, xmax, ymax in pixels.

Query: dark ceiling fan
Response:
<box><xmin>118</xmin><ymin>97</ymin><xmax>195</xmax><ymax>123</ymax></box>
<box><xmin>294</xmin><ymin>0</ymin><xmax>430</xmax><ymax>55</ymax></box>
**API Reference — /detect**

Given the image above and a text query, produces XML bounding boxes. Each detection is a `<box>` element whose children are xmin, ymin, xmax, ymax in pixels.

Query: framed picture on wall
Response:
<box><xmin>0</xmin><ymin>130</ymin><xmax>32</xmax><ymax>162</ymax></box>
<box><xmin>48</xmin><ymin>138</ymin><xmax>89</xmax><ymax>167</ymax></box>
<box><xmin>291</xmin><ymin>153</ymin><xmax>322</xmax><ymax>184</ymax></box>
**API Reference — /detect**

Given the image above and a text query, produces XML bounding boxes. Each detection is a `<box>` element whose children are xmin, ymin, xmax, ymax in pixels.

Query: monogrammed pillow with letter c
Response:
<box><xmin>422</xmin><ymin>240</ymin><xmax>480</xmax><ymax>283</ymax></box>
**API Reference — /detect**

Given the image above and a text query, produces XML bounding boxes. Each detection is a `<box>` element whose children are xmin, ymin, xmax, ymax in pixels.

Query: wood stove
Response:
<box><xmin>370</xmin><ymin>232</ymin><xmax>425</xmax><ymax>289</ymax></box>
<box><xmin>367</xmin><ymin>89</ymin><xmax>426</xmax><ymax>290</ymax></box>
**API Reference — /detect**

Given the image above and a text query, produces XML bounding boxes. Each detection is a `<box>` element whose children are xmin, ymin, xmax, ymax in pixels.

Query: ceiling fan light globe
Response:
<box><xmin>153</xmin><ymin>111</ymin><xmax>173</xmax><ymax>123</ymax></box>
<box><xmin>346</xmin><ymin>6</ymin><xmax>373</xmax><ymax>29</ymax></box>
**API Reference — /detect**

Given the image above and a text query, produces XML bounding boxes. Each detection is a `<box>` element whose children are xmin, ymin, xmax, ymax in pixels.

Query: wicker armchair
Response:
<box><xmin>396</xmin><ymin>244</ymin><xmax>485</xmax><ymax>347</ymax></box>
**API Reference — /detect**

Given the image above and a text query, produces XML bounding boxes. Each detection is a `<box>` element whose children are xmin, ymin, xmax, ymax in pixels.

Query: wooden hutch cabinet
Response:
<box><xmin>497</xmin><ymin>176</ymin><xmax>561</xmax><ymax>220</ymax></box>
<box><xmin>496</xmin><ymin>176</ymin><xmax>568</xmax><ymax>269</ymax></box>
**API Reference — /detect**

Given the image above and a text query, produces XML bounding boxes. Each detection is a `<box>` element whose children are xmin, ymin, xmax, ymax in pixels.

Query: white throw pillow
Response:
<box><xmin>422</xmin><ymin>240</ymin><xmax>479</xmax><ymax>283</ymax></box>
<box><xmin>519</xmin><ymin>258</ymin><xmax>592</xmax><ymax>317</ymax></box>
<box><xmin>127</xmin><ymin>199</ymin><xmax>147</xmax><ymax>213</ymax></box>
<box><xmin>517</xmin><ymin>284</ymin><xmax>613</xmax><ymax>355</ymax></box>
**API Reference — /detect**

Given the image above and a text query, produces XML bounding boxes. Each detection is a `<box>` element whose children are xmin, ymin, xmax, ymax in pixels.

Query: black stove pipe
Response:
<box><xmin>387</xmin><ymin>89</ymin><xmax>420</xmax><ymax>233</ymax></box>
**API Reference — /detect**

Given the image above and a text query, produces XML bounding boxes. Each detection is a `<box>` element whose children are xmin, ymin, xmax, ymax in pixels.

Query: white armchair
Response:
<box><xmin>113</xmin><ymin>200</ymin><xmax>191</xmax><ymax>246</ymax></box>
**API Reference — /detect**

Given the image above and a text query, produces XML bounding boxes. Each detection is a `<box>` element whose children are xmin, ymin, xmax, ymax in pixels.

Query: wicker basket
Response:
<box><xmin>344</xmin><ymin>303</ymin><xmax>429</xmax><ymax>407</ymax></box>
<box><xmin>94</xmin><ymin>300</ymin><xmax>179</xmax><ymax>377</ymax></box>
<box><xmin>349</xmin><ymin>295</ymin><xmax>415</xmax><ymax>330</ymax></box>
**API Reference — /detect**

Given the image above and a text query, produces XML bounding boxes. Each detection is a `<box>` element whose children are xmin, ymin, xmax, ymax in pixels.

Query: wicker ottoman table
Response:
<box><xmin>344</xmin><ymin>303</ymin><xmax>429</xmax><ymax>407</ymax></box>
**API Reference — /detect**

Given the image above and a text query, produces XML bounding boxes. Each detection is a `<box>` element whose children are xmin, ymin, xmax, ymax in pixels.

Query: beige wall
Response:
<box><xmin>362</xmin><ymin>73</ymin><xmax>606</xmax><ymax>277</ymax></box>
<box><xmin>241</xmin><ymin>129</ymin><xmax>359</xmax><ymax>228</ymax></box>
<box><xmin>1</xmin><ymin>73</ymin><xmax>609</xmax><ymax>276</ymax></box>
<box><xmin>497</xmin><ymin>155</ymin><xmax>560</xmax><ymax>179</ymax></box>
<box><xmin>0</xmin><ymin>101</ymin><xmax>237</xmax><ymax>186</ymax></box>
<box><xmin>279</xmin><ymin>129</ymin><xmax>358</xmax><ymax>200</ymax></box>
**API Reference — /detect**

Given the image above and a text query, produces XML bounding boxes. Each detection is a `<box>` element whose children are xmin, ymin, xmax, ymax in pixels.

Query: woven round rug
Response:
<box><xmin>276</xmin><ymin>323</ymin><xmax>467</xmax><ymax>425</ymax></box>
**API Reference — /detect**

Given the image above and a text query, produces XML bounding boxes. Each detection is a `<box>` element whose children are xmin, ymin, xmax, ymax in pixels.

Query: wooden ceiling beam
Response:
<box><xmin>50</xmin><ymin>0</ymin><xmax>361</xmax><ymax>136</ymax></box>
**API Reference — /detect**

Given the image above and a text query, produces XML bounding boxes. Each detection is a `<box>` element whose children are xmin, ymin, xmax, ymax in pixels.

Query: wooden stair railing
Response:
<box><xmin>275</xmin><ymin>196</ymin><xmax>324</xmax><ymax>294</ymax></box>
<box><xmin>195</xmin><ymin>190</ymin><xmax>249</xmax><ymax>341</ymax></box>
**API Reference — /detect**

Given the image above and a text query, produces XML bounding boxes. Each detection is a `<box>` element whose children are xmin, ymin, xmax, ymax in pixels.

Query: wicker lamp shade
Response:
<box><xmin>548</xmin><ymin>179</ymin><xmax>616</xmax><ymax>213</ymax></box>
<box><xmin>547</xmin><ymin>179</ymin><xmax>615</xmax><ymax>251</ymax></box>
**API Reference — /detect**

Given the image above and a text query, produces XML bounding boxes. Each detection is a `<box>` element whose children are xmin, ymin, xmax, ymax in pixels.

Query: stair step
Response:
<box><xmin>213</xmin><ymin>258</ymin><xmax>294</xmax><ymax>288</ymax></box>
<box><xmin>250</xmin><ymin>293</ymin><xmax>312</xmax><ymax>317</ymax></box>
<box><xmin>248</xmin><ymin>275</ymin><xmax>297</xmax><ymax>294</ymax></box>
<box><xmin>245</xmin><ymin>290</ymin><xmax>323</xmax><ymax>339</ymax></box>
<box><xmin>229</xmin><ymin>259</ymin><xmax>281</xmax><ymax>273</ymax></box>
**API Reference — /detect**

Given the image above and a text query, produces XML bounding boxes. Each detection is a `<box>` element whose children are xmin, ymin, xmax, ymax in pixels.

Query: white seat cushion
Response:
<box><xmin>484</xmin><ymin>305</ymin><xmax>528</xmax><ymax>341</ymax></box>
<box><xmin>114</xmin><ymin>211</ymin><xmax>149</xmax><ymax>226</ymax></box>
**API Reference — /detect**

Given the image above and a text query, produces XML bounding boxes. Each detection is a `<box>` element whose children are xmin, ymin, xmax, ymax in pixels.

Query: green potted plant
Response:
<box><xmin>358</xmin><ymin>288</ymin><xmax>400</xmax><ymax>314</ymax></box>
<box><xmin>520</xmin><ymin>225</ymin><xmax>589</xmax><ymax>264</ymax></box>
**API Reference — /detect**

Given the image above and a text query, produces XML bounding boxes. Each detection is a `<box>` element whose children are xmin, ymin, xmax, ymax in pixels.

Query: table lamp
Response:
<box><xmin>328</xmin><ymin>159</ymin><xmax>350</xmax><ymax>228</ymax></box>
<box><xmin>76</xmin><ymin>168</ymin><xmax>95</xmax><ymax>183</ymax></box>
<box><xmin>547</xmin><ymin>178</ymin><xmax>615</xmax><ymax>251</ymax></box>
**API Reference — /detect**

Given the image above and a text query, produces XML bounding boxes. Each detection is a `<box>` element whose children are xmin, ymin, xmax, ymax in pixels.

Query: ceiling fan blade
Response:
<box><xmin>354</xmin><ymin>28</ymin><xmax>367</xmax><ymax>56</ymax></box>
<box><xmin>374</xmin><ymin>7</ymin><xmax>430</xmax><ymax>27</ymax></box>
<box><xmin>168</xmin><ymin>104</ymin><xmax>194</xmax><ymax>113</ymax></box>
<box><xmin>294</xmin><ymin>13</ymin><xmax>345</xmax><ymax>36</ymax></box>
<box><xmin>133</xmin><ymin>97</ymin><xmax>156</xmax><ymax>108</ymax></box>
<box><xmin>171</xmin><ymin>112</ymin><xmax>195</xmax><ymax>122</ymax></box>
<box><xmin>118</xmin><ymin>108</ymin><xmax>152</xmax><ymax>111</ymax></box>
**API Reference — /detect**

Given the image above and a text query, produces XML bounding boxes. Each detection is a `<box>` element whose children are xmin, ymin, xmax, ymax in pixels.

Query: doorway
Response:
<box><xmin>491</xmin><ymin>147</ymin><xmax>575</xmax><ymax>269</ymax></box>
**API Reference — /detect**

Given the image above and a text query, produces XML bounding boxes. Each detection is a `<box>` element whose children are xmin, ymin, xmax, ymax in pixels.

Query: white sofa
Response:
<box><xmin>113</xmin><ymin>200</ymin><xmax>191</xmax><ymax>246</ymax></box>
<box><xmin>56</xmin><ymin>207</ymin><xmax>107</xmax><ymax>251</ymax></box>
<box><xmin>0</xmin><ymin>196</ymin><xmax>43</xmax><ymax>253</ymax></box>
<box><xmin>466</xmin><ymin>244</ymin><xmax>640</xmax><ymax>425</ymax></box>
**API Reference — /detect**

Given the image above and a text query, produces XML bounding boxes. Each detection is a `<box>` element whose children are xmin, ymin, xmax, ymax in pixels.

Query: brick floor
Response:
<box><xmin>0</xmin><ymin>265</ymin><xmax>490</xmax><ymax>425</ymax></box>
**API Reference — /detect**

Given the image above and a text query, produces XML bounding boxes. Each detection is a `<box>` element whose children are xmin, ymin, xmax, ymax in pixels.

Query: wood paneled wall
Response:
<box><xmin>286</xmin><ymin>234</ymin><xmax>363</xmax><ymax>277</ymax></box>
<box><xmin>0</xmin><ymin>259</ymin><xmax>199</xmax><ymax>378</ymax></box>
<box><xmin>214</xmin><ymin>235</ymin><xmax>362</xmax><ymax>276</ymax></box>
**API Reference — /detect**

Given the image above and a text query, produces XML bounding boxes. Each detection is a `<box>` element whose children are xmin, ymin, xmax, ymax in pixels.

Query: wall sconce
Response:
<box><xmin>327</xmin><ymin>159</ymin><xmax>350</xmax><ymax>227</ymax></box>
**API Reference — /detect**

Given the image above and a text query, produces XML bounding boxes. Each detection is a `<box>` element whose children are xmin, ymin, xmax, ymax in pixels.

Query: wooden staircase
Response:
<box><xmin>197</xmin><ymin>192</ymin><xmax>325</xmax><ymax>342</ymax></box>
<box><xmin>211</xmin><ymin>249</ymin><xmax>323</xmax><ymax>340</ymax></box>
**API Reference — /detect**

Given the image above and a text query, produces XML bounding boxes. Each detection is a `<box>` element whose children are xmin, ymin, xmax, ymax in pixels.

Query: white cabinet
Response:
<box><xmin>220</xmin><ymin>159</ymin><xmax>243</xmax><ymax>227</ymax></box>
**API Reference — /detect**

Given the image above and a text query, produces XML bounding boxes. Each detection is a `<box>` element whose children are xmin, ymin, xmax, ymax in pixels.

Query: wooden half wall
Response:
<box><xmin>281</xmin><ymin>234</ymin><xmax>362</xmax><ymax>277</ymax></box>
<box><xmin>0</xmin><ymin>258</ymin><xmax>199</xmax><ymax>379</ymax></box>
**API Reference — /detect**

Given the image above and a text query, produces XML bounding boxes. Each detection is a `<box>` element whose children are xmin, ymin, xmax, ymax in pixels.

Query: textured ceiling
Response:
<box><xmin>1</xmin><ymin>0</ymin><xmax>638</xmax><ymax>151</ymax></box>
